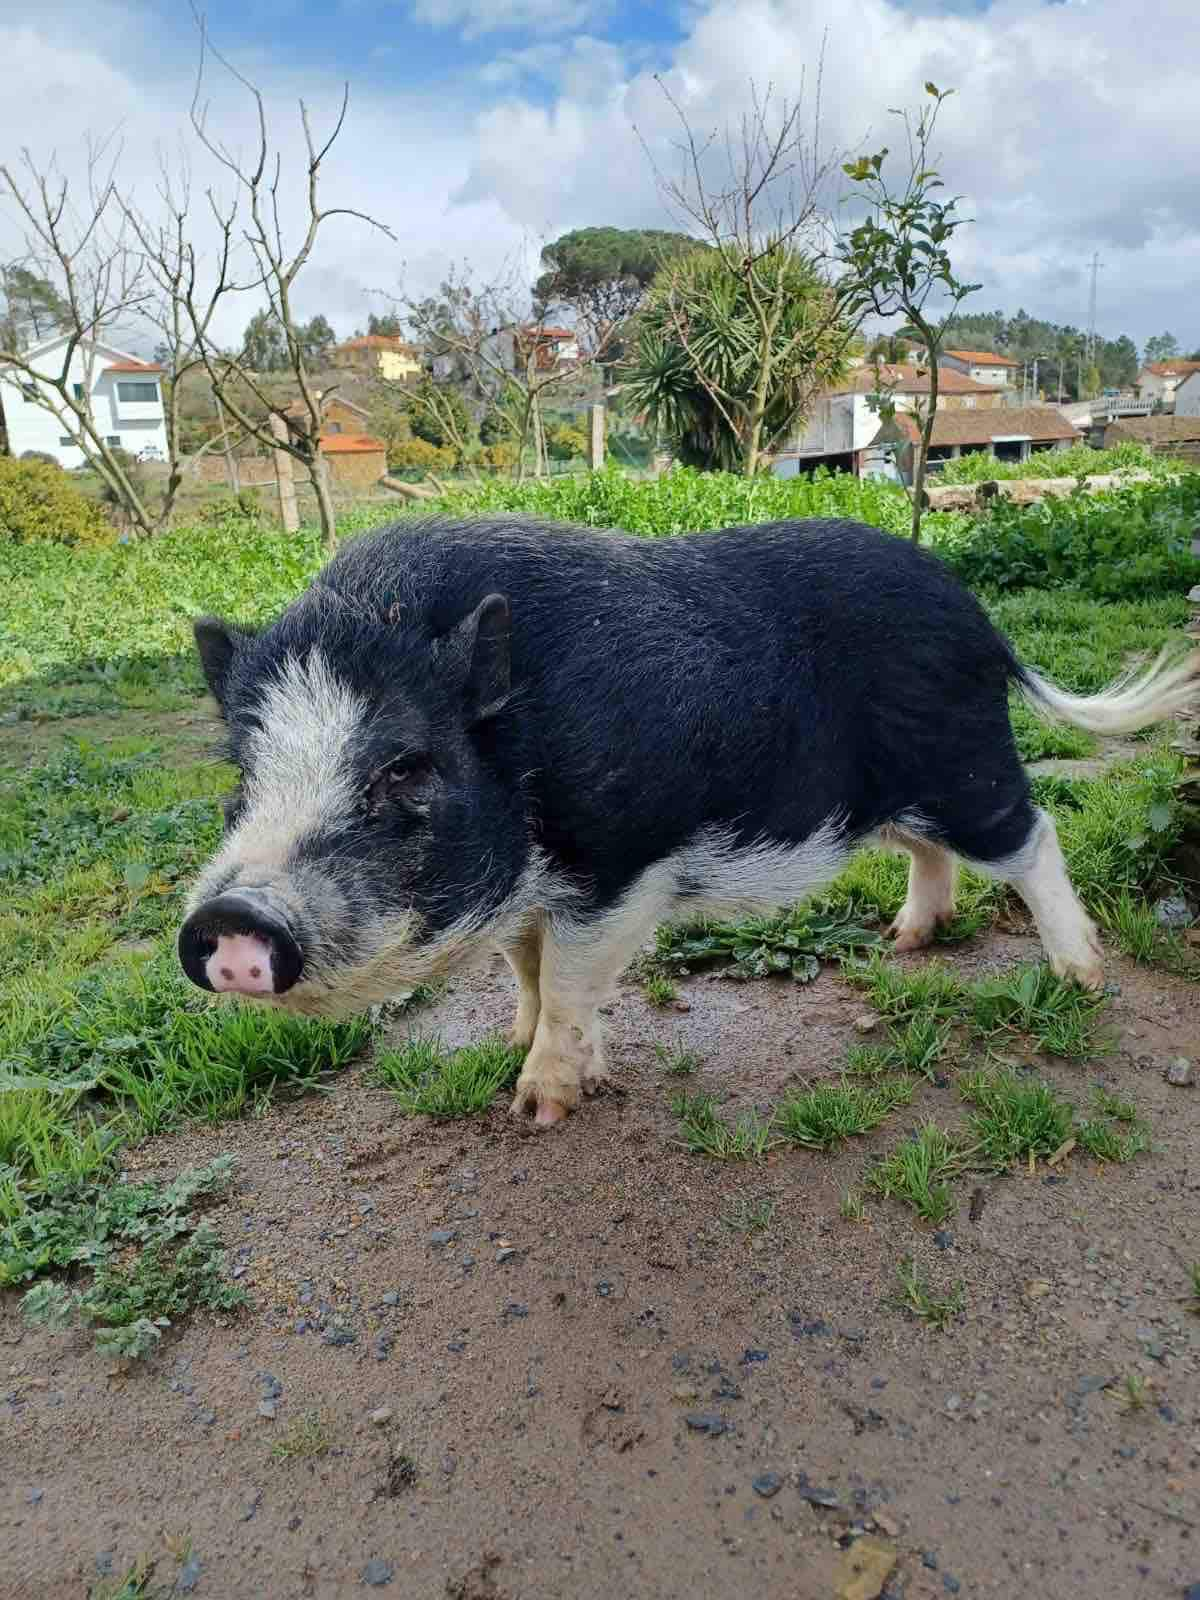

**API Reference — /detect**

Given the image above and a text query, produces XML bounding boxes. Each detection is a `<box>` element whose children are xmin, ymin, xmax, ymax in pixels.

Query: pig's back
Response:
<box><xmin>324</xmin><ymin>516</ymin><xmax>1016</xmax><ymax>897</ymax></box>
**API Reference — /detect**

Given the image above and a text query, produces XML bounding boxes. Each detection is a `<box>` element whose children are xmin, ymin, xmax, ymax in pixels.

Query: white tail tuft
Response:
<box><xmin>1019</xmin><ymin>645</ymin><xmax>1200</xmax><ymax>736</ymax></box>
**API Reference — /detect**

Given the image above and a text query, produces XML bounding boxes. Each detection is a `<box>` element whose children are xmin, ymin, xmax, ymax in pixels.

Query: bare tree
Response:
<box><xmin>401</xmin><ymin>256</ymin><xmax>616</xmax><ymax>481</ymax></box>
<box><xmin>174</xmin><ymin>18</ymin><xmax>394</xmax><ymax>549</ymax></box>
<box><xmin>0</xmin><ymin>140</ymin><xmax>163</xmax><ymax>533</ymax></box>
<box><xmin>636</xmin><ymin>64</ymin><xmax>857</xmax><ymax>475</ymax></box>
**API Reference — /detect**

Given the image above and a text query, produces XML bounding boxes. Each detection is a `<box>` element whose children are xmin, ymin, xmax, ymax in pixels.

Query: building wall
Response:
<box><xmin>1175</xmin><ymin>376</ymin><xmax>1200</xmax><ymax>418</ymax></box>
<box><xmin>0</xmin><ymin>338</ymin><xmax>168</xmax><ymax>467</ymax></box>
<box><xmin>941</xmin><ymin>354</ymin><xmax>1013</xmax><ymax>387</ymax></box>
<box><xmin>325</xmin><ymin>448</ymin><xmax>386</xmax><ymax>487</ymax></box>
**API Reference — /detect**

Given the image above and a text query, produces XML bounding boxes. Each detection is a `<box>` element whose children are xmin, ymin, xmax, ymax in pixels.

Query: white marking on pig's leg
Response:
<box><xmin>510</xmin><ymin>878</ymin><xmax>671</xmax><ymax>1126</ymax></box>
<box><xmin>981</xmin><ymin>809</ymin><xmax>1104</xmax><ymax>989</ymax></box>
<box><xmin>881</xmin><ymin>829</ymin><xmax>958</xmax><ymax>952</ymax></box>
<box><xmin>500</xmin><ymin>919</ymin><xmax>543</xmax><ymax>1048</ymax></box>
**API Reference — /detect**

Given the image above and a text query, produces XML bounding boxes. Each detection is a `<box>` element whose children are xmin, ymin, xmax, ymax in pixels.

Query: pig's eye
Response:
<box><xmin>361</xmin><ymin>758</ymin><xmax>436</xmax><ymax>820</ymax></box>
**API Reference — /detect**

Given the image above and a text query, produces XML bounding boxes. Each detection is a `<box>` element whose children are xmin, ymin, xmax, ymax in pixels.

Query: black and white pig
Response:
<box><xmin>178</xmin><ymin>515</ymin><xmax>1198</xmax><ymax>1125</ymax></box>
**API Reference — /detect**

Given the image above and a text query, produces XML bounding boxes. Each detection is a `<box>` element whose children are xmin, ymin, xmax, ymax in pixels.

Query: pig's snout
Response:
<box><xmin>178</xmin><ymin>892</ymin><xmax>303</xmax><ymax>998</ymax></box>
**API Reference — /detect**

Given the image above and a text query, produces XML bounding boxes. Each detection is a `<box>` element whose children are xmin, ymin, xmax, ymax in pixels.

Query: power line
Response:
<box><xmin>1086</xmin><ymin>252</ymin><xmax>1103</xmax><ymax>365</ymax></box>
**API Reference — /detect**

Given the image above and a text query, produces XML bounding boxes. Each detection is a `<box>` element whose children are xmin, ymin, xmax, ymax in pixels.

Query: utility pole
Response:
<box><xmin>1086</xmin><ymin>252</ymin><xmax>1103</xmax><ymax>366</ymax></box>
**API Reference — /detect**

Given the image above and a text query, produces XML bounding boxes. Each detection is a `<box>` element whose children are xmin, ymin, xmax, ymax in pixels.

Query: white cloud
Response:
<box><xmin>3</xmin><ymin>0</ymin><xmax>1199</xmax><ymax>353</ymax></box>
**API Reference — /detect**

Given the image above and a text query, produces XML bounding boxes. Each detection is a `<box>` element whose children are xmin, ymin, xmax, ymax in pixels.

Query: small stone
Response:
<box><xmin>873</xmin><ymin>1511</ymin><xmax>899</xmax><ymax>1537</ymax></box>
<box><xmin>370</xmin><ymin>1407</ymin><xmax>392</xmax><ymax>1426</ymax></box>
<box><xmin>932</xmin><ymin>1231</ymin><xmax>953</xmax><ymax>1251</ymax></box>
<box><xmin>428</xmin><ymin>1229</ymin><xmax>457</xmax><ymax>1247</ymax></box>
<box><xmin>441</xmin><ymin>1454</ymin><xmax>457</xmax><ymax>1476</ymax></box>
<box><xmin>361</xmin><ymin>1558</ymin><xmax>394</xmax><ymax>1587</ymax></box>
<box><xmin>943</xmin><ymin>1578</ymin><xmax>961</xmax><ymax>1596</ymax></box>
<box><xmin>596</xmin><ymin>1281</ymin><xmax>613</xmax><ymax>1297</ymax></box>
<box><xmin>381</xmin><ymin>1291</ymin><xmax>400</xmax><ymax>1307</ymax></box>
<box><xmin>1165</xmin><ymin>1058</ymin><xmax>1194</xmax><ymax>1088</ymax></box>
<box><xmin>752</xmin><ymin>1472</ymin><xmax>783</xmax><ymax>1498</ymax></box>
<box><xmin>797</xmin><ymin>1482</ymin><xmax>840</xmax><ymax>1509</ymax></box>
<box><xmin>853</xmin><ymin>1014</ymin><xmax>879</xmax><ymax>1034</ymax></box>
<box><xmin>95</xmin><ymin>1553</ymin><xmax>114</xmax><ymax>1577</ymax></box>
<box><xmin>672</xmin><ymin>1383</ymin><xmax>699</xmax><ymax>1402</ymax></box>
<box><xmin>256</xmin><ymin>1400</ymin><xmax>277</xmax><ymax>1420</ymax></box>
<box><xmin>1153</xmin><ymin>895</ymin><xmax>1192</xmax><ymax>930</ymax></box>
<box><xmin>323</xmin><ymin>1327</ymin><xmax>357</xmax><ymax>1346</ymax></box>
<box><xmin>27</xmin><ymin>1488</ymin><xmax>43</xmax><ymax>1505</ymax></box>
<box><xmin>503</xmin><ymin>1303</ymin><xmax>528</xmax><ymax>1319</ymax></box>
<box><xmin>922</xmin><ymin>1552</ymin><xmax>939</xmax><ymax>1570</ymax></box>
<box><xmin>741</xmin><ymin>1348</ymin><xmax>769</xmax><ymax>1364</ymax></box>
<box><xmin>685</xmin><ymin>1412</ymin><xmax>728</xmax><ymax>1436</ymax></box>
<box><xmin>1025</xmin><ymin>1279</ymin><xmax>1053</xmax><ymax>1300</ymax></box>
<box><xmin>496</xmin><ymin>1248</ymin><xmax>518</xmax><ymax>1263</ymax></box>
<box><xmin>199</xmin><ymin>1410</ymin><xmax>217</xmax><ymax>1426</ymax></box>
<box><xmin>944</xmin><ymin>1394</ymin><xmax>962</xmax><ymax>1412</ymax></box>
<box><xmin>1117</xmin><ymin>1446</ymin><xmax>1136</xmax><ymax>1460</ymax></box>
<box><xmin>177</xmin><ymin>1554</ymin><xmax>202</xmax><ymax>1593</ymax></box>
<box><xmin>834</xmin><ymin>1536</ymin><xmax>896</xmax><ymax>1600</ymax></box>
<box><xmin>240</xmin><ymin>1492</ymin><xmax>262</xmax><ymax>1522</ymax></box>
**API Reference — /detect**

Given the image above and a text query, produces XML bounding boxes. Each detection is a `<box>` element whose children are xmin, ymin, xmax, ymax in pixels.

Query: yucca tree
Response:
<box><xmin>625</xmin><ymin>243</ymin><xmax>849</xmax><ymax>474</ymax></box>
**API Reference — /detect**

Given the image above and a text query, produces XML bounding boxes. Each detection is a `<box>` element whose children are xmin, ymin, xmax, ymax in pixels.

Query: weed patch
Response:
<box><xmin>774</xmin><ymin>1079</ymin><xmax>913</xmax><ymax>1150</ymax></box>
<box><xmin>654</xmin><ymin>899</ymin><xmax>879</xmax><ymax>983</ymax></box>
<box><xmin>9</xmin><ymin>1156</ymin><xmax>244</xmax><ymax>1358</ymax></box>
<box><xmin>893</xmin><ymin>1256</ymin><xmax>965</xmax><ymax>1330</ymax></box>
<box><xmin>671</xmin><ymin>1092</ymin><xmax>773</xmax><ymax>1160</ymax></box>
<box><xmin>866</xmin><ymin>1125</ymin><xmax>971</xmax><ymax>1223</ymax></box>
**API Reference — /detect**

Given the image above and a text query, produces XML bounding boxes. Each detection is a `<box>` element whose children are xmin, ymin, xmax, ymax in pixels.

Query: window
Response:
<box><xmin>964</xmin><ymin>397</ymin><xmax>976</xmax><ymax>409</ymax></box>
<box><xmin>116</xmin><ymin>381</ymin><xmax>158</xmax><ymax>403</ymax></box>
<box><xmin>73</xmin><ymin>383</ymin><xmax>85</xmax><ymax>401</ymax></box>
<box><xmin>59</xmin><ymin>435</ymin><xmax>74</xmax><ymax>446</ymax></box>
<box><xmin>106</xmin><ymin>435</ymin><xmax>121</xmax><ymax>447</ymax></box>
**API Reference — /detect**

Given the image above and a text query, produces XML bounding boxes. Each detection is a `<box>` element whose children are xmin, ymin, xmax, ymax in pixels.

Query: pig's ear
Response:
<box><xmin>450</xmin><ymin>594</ymin><xmax>511</xmax><ymax>724</ymax></box>
<box><xmin>193</xmin><ymin>616</ymin><xmax>253</xmax><ymax>712</ymax></box>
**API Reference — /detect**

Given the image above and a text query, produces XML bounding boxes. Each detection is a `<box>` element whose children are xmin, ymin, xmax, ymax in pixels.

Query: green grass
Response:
<box><xmin>958</xmin><ymin>1068</ymin><xmax>1075</xmax><ymax>1166</ymax></box>
<box><xmin>866</xmin><ymin>1124</ymin><xmax>971</xmax><ymax>1222</ymax></box>
<box><xmin>774</xmin><ymin>1078</ymin><xmax>913</xmax><ymax>1149</ymax></box>
<box><xmin>271</xmin><ymin>1409</ymin><xmax>333</xmax><ymax>1462</ymax></box>
<box><xmin>670</xmin><ymin>1092</ymin><xmax>774</xmax><ymax>1160</ymax></box>
<box><xmin>845</xmin><ymin>953</ymin><xmax>969</xmax><ymax>1021</ymax></box>
<box><xmin>722</xmin><ymin>1196</ymin><xmax>777</xmax><ymax>1233</ymax></box>
<box><xmin>373</xmin><ymin>1035</ymin><xmax>525</xmax><ymax>1117</ymax></box>
<box><xmin>653</xmin><ymin>1043</ymin><xmax>701</xmax><ymax>1076</ymax></box>
<box><xmin>893</xmin><ymin>1256</ymin><xmax>966</xmax><ymax>1330</ymax></box>
<box><xmin>1186</xmin><ymin>1264</ymin><xmax>1200</xmax><ymax>1315</ymax></box>
<box><xmin>642</xmin><ymin>973</ymin><xmax>679</xmax><ymax>1007</ymax></box>
<box><xmin>1073</xmin><ymin>1119</ymin><xmax>1151</xmax><ymax>1164</ymax></box>
<box><xmin>969</xmin><ymin>965</ymin><xmax>1107</xmax><ymax>1058</ymax></box>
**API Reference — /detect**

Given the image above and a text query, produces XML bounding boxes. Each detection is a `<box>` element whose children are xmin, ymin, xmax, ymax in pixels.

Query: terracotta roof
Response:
<box><xmin>886</xmin><ymin>405</ymin><xmax>1079</xmax><ymax>448</ymax></box>
<box><xmin>1103</xmin><ymin>415</ymin><xmax>1200</xmax><ymax>444</ymax></box>
<box><xmin>336</xmin><ymin>336</ymin><xmax>420</xmax><ymax>355</ymax></box>
<box><xmin>518</xmin><ymin>325</ymin><xmax>575</xmax><ymax>340</ymax></box>
<box><xmin>105</xmin><ymin>361</ymin><xmax>163</xmax><ymax>374</ymax></box>
<box><xmin>319</xmin><ymin>433</ymin><xmax>386</xmax><ymax>454</ymax></box>
<box><xmin>945</xmin><ymin>349</ymin><xmax>1020</xmax><ymax>367</ymax></box>
<box><xmin>1141</xmin><ymin>360</ymin><xmax>1200</xmax><ymax>378</ymax></box>
<box><xmin>830</xmin><ymin>364</ymin><xmax>994</xmax><ymax>397</ymax></box>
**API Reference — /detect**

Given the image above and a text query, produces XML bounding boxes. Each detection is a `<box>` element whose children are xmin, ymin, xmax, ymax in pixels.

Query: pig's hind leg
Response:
<box><xmin>878</xmin><ymin>825</ymin><xmax>958</xmax><ymax>951</ymax></box>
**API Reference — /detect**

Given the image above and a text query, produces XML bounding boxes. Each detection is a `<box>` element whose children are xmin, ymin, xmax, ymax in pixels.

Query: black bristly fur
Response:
<box><xmin>196</xmin><ymin>514</ymin><xmax>1038</xmax><ymax>932</ymax></box>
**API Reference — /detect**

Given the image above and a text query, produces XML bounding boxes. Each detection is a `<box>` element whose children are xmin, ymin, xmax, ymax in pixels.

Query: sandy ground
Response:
<box><xmin>3</xmin><ymin>934</ymin><xmax>1199</xmax><ymax>1600</ymax></box>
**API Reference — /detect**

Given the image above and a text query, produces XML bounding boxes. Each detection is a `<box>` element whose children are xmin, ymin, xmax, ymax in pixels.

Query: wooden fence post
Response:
<box><xmin>588</xmin><ymin>403</ymin><xmax>606</xmax><ymax>470</ymax></box>
<box><xmin>269</xmin><ymin>414</ymin><xmax>299</xmax><ymax>533</ymax></box>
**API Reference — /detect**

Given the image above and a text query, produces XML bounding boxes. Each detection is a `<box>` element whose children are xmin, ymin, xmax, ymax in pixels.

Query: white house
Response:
<box><xmin>940</xmin><ymin>349</ymin><xmax>1019</xmax><ymax>387</ymax></box>
<box><xmin>1135</xmin><ymin>360</ymin><xmax>1200</xmax><ymax>410</ymax></box>
<box><xmin>0</xmin><ymin>333</ymin><xmax>168</xmax><ymax>468</ymax></box>
<box><xmin>1159</xmin><ymin>365</ymin><xmax>1200</xmax><ymax>417</ymax></box>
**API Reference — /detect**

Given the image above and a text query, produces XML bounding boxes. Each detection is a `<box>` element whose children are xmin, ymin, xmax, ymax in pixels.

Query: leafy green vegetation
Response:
<box><xmin>670</xmin><ymin>1092</ymin><xmax>774</xmax><ymax>1161</ymax></box>
<box><xmin>866</xmin><ymin>1124</ymin><xmax>969</xmax><ymax>1222</ymax></box>
<box><xmin>653</xmin><ymin>898</ymin><xmax>880</xmax><ymax>982</ymax></box>
<box><xmin>942</xmin><ymin>476</ymin><xmax>1200</xmax><ymax>598</ymax></box>
<box><xmin>934</xmin><ymin>440</ymin><xmax>1174</xmax><ymax>485</ymax></box>
<box><xmin>9</xmin><ymin>1156</ymin><xmax>244</xmax><ymax>1357</ymax></box>
<box><xmin>774</xmin><ymin>1078</ymin><xmax>913</xmax><ymax>1149</ymax></box>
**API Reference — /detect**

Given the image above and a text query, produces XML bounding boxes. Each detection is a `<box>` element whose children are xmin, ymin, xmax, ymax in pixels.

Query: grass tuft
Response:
<box><xmin>774</xmin><ymin>1079</ymin><xmax>913</xmax><ymax>1150</ymax></box>
<box><xmin>373</xmin><ymin>1034</ymin><xmax>524</xmax><ymax>1118</ymax></box>
<box><xmin>866</xmin><ymin>1124</ymin><xmax>971</xmax><ymax>1223</ymax></box>
<box><xmin>893</xmin><ymin>1256</ymin><xmax>965</xmax><ymax>1330</ymax></box>
<box><xmin>958</xmin><ymin>1068</ymin><xmax>1075</xmax><ymax>1168</ymax></box>
<box><xmin>671</xmin><ymin>1092</ymin><xmax>773</xmax><ymax>1161</ymax></box>
<box><xmin>271</xmin><ymin>1409</ymin><xmax>332</xmax><ymax>1462</ymax></box>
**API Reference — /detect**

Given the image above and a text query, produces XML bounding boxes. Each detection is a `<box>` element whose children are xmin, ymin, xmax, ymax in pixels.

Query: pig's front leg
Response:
<box><xmin>510</xmin><ymin>891</ymin><xmax>663</xmax><ymax>1127</ymax></box>
<box><xmin>500</xmin><ymin>919</ymin><xmax>543</xmax><ymax>1048</ymax></box>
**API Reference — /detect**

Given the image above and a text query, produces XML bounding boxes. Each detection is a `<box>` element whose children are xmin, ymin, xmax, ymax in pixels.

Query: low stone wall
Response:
<box><xmin>925</xmin><ymin>471</ymin><xmax>1156</xmax><ymax>512</ymax></box>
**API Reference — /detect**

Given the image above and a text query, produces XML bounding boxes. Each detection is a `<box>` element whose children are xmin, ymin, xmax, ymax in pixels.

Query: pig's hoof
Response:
<box><xmin>510</xmin><ymin>1067</ymin><xmax>579</xmax><ymax>1127</ymax></box>
<box><xmin>1047</xmin><ymin>927</ymin><xmax>1105</xmax><ymax>991</ymax></box>
<box><xmin>887</xmin><ymin>911</ymin><xmax>951</xmax><ymax>952</ymax></box>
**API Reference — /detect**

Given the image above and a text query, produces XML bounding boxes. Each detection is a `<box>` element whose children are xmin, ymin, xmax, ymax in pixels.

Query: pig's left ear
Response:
<box><xmin>193</xmin><ymin>615</ymin><xmax>256</xmax><ymax>713</ymax></box>
<box><xmin>448</xmin><ymin>594</ymin><xmax>511</xmax><ymax>724</ymax></box>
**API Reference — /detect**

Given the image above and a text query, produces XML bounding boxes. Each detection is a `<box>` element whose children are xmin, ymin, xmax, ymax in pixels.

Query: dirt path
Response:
<box><xmin>4</xmin><ymin>937</ymin><xmax>1199</xmax><ymax>1600</ymax></box>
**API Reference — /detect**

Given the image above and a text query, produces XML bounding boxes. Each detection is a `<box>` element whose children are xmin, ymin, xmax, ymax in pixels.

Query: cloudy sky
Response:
<box><xmin>3</xmin><ymin>0</ymin><xmax>1198</xmax><ymax>355</ymax></box>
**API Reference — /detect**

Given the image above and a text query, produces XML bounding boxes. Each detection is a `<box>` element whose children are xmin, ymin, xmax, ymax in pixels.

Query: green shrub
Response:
<box><xmin>941</xmin><ymin>477</ymin><xmax>1200</xmax><ymax>598</ymax></box>
<box><xmin>0</xmin><ymin>456</ymin><xmax>114</xmax><ymax>548</ymax></box>
<box><xmin>388</xmin><ymin>437</ymin><xmax>456</xmax><ymax>476</ymax></box>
